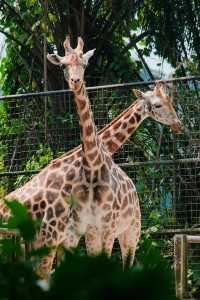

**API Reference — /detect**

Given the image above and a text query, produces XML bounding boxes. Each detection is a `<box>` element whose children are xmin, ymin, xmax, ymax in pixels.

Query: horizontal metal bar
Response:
<box><xmin>0</xmin><ymin>75</ymin><xmax>200</xmax><ymax>101</ymax></box>
<box><xmin>0</xmin><ymin>157</ymin><xmax>199</xmax><ymax>177</ymax></box>
<box><xmin>120</xmin><ymin>157</ymin><xmax>200</xmax><ymax>167</ymax></box>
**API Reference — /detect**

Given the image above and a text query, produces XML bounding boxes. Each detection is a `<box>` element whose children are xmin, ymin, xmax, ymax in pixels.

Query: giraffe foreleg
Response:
<box><xmin>85</xmin><ymin>225</ymin><xmax>102</xmax><ymax>256</ymax></box>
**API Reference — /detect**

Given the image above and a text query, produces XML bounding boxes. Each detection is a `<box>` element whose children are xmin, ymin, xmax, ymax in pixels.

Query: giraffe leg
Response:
<box><xmin>118</xmin><ymin>224</ymin><xmax>141</xmax><ymax>268</ymax></box>
<box><xmin>85</xmin><ymin>225</ymin><xmax>102</xmax><ymax>256</ymax></box>
<box><xmin>101</xmin><ymin>230</ymin><xmax>115</xmax><ymax>257</ymax></box>
<box><xmin>36</xmin><ymin>249</ymin><xmax>57</xmax><ymax>279</ymax></box>
<box><xmin>62</xmin><ymin>230</ymin><xmax>81</xmax><ymax>250</ymax></box>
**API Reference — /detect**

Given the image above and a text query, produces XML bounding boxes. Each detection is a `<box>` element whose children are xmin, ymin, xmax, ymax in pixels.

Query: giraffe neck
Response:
<box><xmin>100</xmin><ymin>99</ymin><xmax>148</xmax><ymax>154</ymax></box>
<box><xmin>59</xmin><ymin>98</ymin><xmax>149</xmax><ymax>160</ymax></box>
<box><xmin>73</xmin><ymin>83</ymin><xmax>104</xmax><ymax>168</ymax></box>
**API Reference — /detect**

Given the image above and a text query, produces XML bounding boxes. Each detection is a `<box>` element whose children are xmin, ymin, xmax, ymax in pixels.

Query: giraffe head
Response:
<box><xmin>133</xmin><ymin>82</ymin><xmax>183</xmax><ymax>133</ymax></box>
<box><xmin>47</xmin><ymin>37</ymin><xmax>95</xmax><ymax>91</ymax></box>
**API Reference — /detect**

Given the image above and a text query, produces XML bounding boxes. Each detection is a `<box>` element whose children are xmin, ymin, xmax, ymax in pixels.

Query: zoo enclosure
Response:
<box><xmin>0</xmin><ymin>76</ymin><xmax>200</xmax><ymax>294</ymax></box>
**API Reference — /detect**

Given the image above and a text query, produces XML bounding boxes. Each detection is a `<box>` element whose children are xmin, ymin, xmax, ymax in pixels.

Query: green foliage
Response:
<box><xmin>4</xmin><ymin>199</ymin><xmax>38</xmax><ymax>241</ymax></box>
<box><xmin>0</xmin><ymin>200</ymin><xmax>177</xmax><ymax>300</ymax></box>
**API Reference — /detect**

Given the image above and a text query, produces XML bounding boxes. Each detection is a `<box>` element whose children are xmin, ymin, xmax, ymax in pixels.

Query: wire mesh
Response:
<box><xmin>0</xmin><ymin>76</ymin><xmax>200</xmax><ymax>232</ymax></box>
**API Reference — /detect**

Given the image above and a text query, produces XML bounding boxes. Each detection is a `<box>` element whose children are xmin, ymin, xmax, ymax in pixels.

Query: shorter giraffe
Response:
<box><xmin>47</xmin><ymin>37</ymin><xmax>184</xmax><ymax>270</ymax></box>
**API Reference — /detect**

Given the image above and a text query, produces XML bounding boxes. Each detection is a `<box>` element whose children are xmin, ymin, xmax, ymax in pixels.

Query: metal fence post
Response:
<box><xmin>174</xmin><ymin>234</ymin><xmax>188</xmax><ymax>299</ymax></box>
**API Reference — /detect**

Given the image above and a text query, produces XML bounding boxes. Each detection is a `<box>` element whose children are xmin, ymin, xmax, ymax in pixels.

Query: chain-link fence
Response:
<box><xmin>1</xmin><ymin>76</ymin><xmax>200</xmax><ymax>296</ymax></box>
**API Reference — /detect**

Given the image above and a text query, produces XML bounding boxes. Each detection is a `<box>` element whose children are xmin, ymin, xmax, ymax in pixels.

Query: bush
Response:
<box><xmin>0</xmin><ymin>201</ymin><xmax>178</xmax><ymax>300</ymax></box>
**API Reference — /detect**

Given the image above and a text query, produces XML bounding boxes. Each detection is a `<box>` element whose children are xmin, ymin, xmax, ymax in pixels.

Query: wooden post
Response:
<box><xmin>174</xmin><ymin>234</ymin><xmax>188</xmax><ymax>299</ymax></box>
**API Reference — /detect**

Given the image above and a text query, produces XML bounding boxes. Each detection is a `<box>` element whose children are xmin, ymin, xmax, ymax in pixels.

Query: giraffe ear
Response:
<box><xmin>83</xmin><ymin>49</ymin><xmax>96</xmax><ymax>66</ymax></box>
<box><xmin>47</xmin><ymin>54</ymin><xmax>68</xmax><ymax>65</ymax></box>
<box><xmin>132</xmin><ymin>89</ymin><xmax>145</xmax><ymax>99</ymax></box>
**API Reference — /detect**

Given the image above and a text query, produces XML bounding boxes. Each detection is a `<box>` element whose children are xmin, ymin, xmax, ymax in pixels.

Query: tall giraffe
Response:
<box><xmin>47</xmin><ymin>37</ymin><xmax>183</xmax><ymax>267</ymax></box>
<box><xmin>0</xmin><ymin>38</ymin><xmax>183</xmax><ymax>278</ymax></box>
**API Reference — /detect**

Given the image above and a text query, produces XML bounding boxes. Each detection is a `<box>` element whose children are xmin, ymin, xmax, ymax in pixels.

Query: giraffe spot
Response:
<box><xmin>134</xmin><ymin>112</ymin><xmax>141</xmax><ymax>122</ymax></box>
<box><xmin>107</xmin><ymin>141</ymin><xmax>118</xmax><ymax>153</ymax></box>
<box><xmin>73</xmin><ymin>184</ymin><xmax>89</xmax><ymax>202</ymax></box>
<box><xmin>111</xmin><ymin>221</ymin><xmax>115</xmax><ymax>228</ymax></box>
<box><xmin>62</xmin><ymin>165</ymin><xmax>69</xmax><ymax>172</ymax></box>
<box><xmin>122</xmin><ymin>122</ymin><xmax>127</xmax><ymax>129</ymax></box>
<box><xmin>77</xmin><ymin>98</ymin><xmax>86</xmax><ymax>110</ymax></box>
<box><xmin>102</xmin><ymin>203</ymin><xmax>111</xmax><ymax>210</ymax></box>
<box><xmin>122</xmin><ymin>209</ymin><xmax>130</xmax><ymax>218</ymax></box>
<box><xmin>46</xmin><ymin>190</ymin><xmax>58</xmax><ymax>204</ymax></box>
<box><xmin>58</xmin><ymin>221</ymin><xmax>65</xmax><ymax>231</ymax></box>
<box><xmin>101</xmin><ymin>164</ymin><xmax>109</xmax><ymax>182</ymax></box>
<box><xmin>34</xmin><ymin>191</ymin><xmax>43</xmax><ymax>202</ymax></box>
<box><xmin>74</xmin><ymin>160</ymin><xmax>81</xmax><ymax>168</ymax></box>
<box><xmin>50</xmin><ymin>220</ymin><xmax>56</xmax><ymax>226</ymax></box>
<box><xmin>85</xmin><ymin>124</ymin><xmax>93</xmax><ymax>135</ymax></box>
<box><xmin>93</xmin><ymin>169</ymin><xmax>99</xmax><ymax>183</ymax></box>
<box><xmin>46</xmin><ymin>232</ymin><xmax>51</xmax><ymax>239</ymax></box>
<box><xmin>55</xmin><ymin>203</ymin><xmax>65</xmax><ymax>217</ymax></box>
<box><xmin>102</xmin><ymin>212</ymin><xmax>112</xmax><ymax>223</ymax></box>
<box><xmin>112</xmin><ymin>200</ymin><xmax>120</xmax><ymax>210</ymax></box>
<box><xmin>25</xmin><ymin>201</ymin><xmax>31</xmax><ymax>209</ymax></box>
<box><xmin>66</xmin><ymin>169</ymin><xmax>75</xmax><ymax>181</ymax></box>
<box><xmin>49</xmin><ymin>226</ymin><xmax>53</xmax><ymax>232</ymax></box>
<box><xmin>33</xmin><ymin>203</ymin><xmax>38</xmax><ymax>211</ymax></box>
<box><xmin>125</xmin><ymin>112</ymin><xmax>131</xmax><ymax>119</ymax></box>
<box><xmin>36</xmin><ymin>211</ymin><xmax>42</xmax><ymax>219</ymax></box>
<box><xmin>135</xmin><ymin>209</ymin><xmax>140</xmax><ymax>219</ymax></box>
<box><xmin>115</xmin><ymin>132</ymin><xmax>125</xmax><ymax>143</ymax></box>
<box><xmin>127</xmin><ymin>126</ymin><xmax>135</xmax><ymax>134</ymax></box>
<box><xmin>121</xmin><ymin>196</ymin><xmax>128</xmax><ymax>209</ymax></box>
<box><xmin>102</xmin><ymin>130</ymin><xmax>111</xmax><ymax>139</ymax></box>
<box><xmin>84</xmin><ymin>168</ymin><xmax>91</xmax><ymax>181</ymax></box>
<box><xmin>47</xmin><ymin>207</ymin><xmax>54</xmax><ymax>220</ymax></box>
<box><xmin>130</xmin><ymin>116</ymin><xmax>135</xmax><ymax>124</ymax></box>
<box><xmin>85</xmin><ymin>140</ymin><xmax>96</xmax><ymax>151</ymax></box>
<box><xmin>40</xmin><ymin>200</ymin><xmax>46</xmax><ymax>209</ymax></box>
<box><xmin>50</xmin><ymin>160</ymin><xmax>61</xmax><ymax>169</ymax></box>
<box><xmin>135</xmin><ymin>221</ymin><xmax>140</xmax><ymax>228</ymax></box>
<box><xmin>88</xmin><ymin>149</ymin><xmax>98</xmax><ymax>161</ymax></box>
<box><xmin>113</xmin><ymin>122</ymin><xmax>121</xmax><ymax>130</ymax></box>
<box><xmin>42</xmin><ymin>222</ymin><xmax>47</xmax><ymax>229</ymax></box>
<box><xmin>93</xmin><ymin>154</ymin><xmax>102</xmax><ymax>166</ymax></box>
<box><xmin>82</xmin><ymin>111</ymin><xmax>90</xmax><ymax>122</ymax></box>
<box><xmin>50</xmin><ymin>175</ymin><xmax>64</xmax><ymax>190</ymax></box>
<box><xmin>62</xmin><ymin>184</ymin><xmax>72</xmax><ymax>195</ymax></box>
<box><xmin>107</xmin><ymin>193</ymin><xmax>113</xmax><ymax>202</ymax></box>
<box><xmin>94</xmin><ymin>185</ymin><xmax>109</xmax><ymax>203</ymax></box>
<box><xmin>52</xmin><ymin>231</ymin><xmax>57</xmax><ymax>239</ymax></box>
<box><xmin>63</xmin><ymin>155</ymin><xmax>74</xmax><ymax>164</ymax></box>
<box><xmin>122</xmin><ymin>183</ymin><xmax>126</xmax><ymax>193</ymax></box>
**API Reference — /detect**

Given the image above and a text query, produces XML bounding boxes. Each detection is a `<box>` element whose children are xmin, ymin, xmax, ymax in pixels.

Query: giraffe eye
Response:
<box><xmin>154</xmin><ymin>104</ymin><xmax>162</xmax><ymax>109</ymax></box>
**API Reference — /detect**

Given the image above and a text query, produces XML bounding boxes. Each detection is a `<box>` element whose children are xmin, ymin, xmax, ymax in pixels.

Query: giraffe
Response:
<box><xmin>46</xmin><ymin>37</ymin><xmax>183</xmax><ymax>268</ymax></box>
<box><xmin>0</xmin><ymin>38</ymin><xmax>183</xmax><ymax>278</ymax></box>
